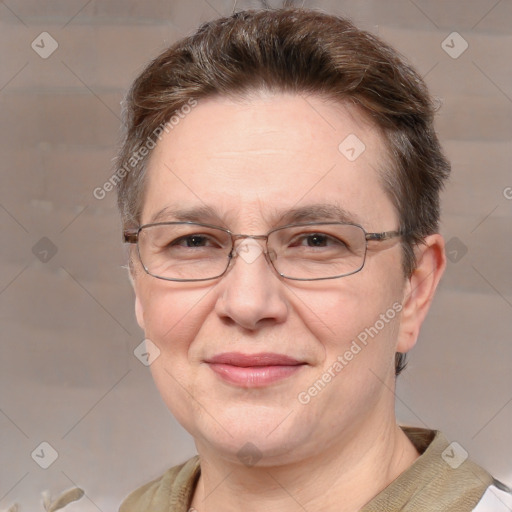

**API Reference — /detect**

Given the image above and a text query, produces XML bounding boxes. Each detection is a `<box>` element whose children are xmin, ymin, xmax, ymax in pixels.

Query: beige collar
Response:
<box><xmin>120</xmin><ymin>427</ymin><xmax>493</xmax><ymax>512</ymax></box>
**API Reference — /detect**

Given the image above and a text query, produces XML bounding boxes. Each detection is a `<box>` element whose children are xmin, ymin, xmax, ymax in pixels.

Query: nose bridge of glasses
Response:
<box><xmin>231</xmin><ymin>233</ymin><xmax>267</xmax><ymax>241</ymax></box>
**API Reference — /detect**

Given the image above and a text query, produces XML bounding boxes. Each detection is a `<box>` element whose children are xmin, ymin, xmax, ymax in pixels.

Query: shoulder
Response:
<box><xmin>119</xmin><ymin>456</ymin><xmax>200</xmax><ymax>512</ymax></box>
<box><xmin>402</xmin><ymin>427</ymin><xmax>512</xmax><ymax>512</ymax></box>
<box><xmin>364</xmin><ymin>427</ymin><xmax>498</xmax><ymax>511</ymax></box>
<box><xmin>473</xmin><ymin>480</ymin><xmax>512</xmax><ymax>511</ymax></box>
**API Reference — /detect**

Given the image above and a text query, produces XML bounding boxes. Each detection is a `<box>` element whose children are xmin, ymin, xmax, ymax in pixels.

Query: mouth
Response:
<box><xmin>205</xmin><ymin>352</ymin><xmax>307</xmax><ymax>387</ymax></box>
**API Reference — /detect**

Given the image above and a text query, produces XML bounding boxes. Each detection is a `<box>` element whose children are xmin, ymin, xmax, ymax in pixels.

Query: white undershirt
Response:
<box><xmin>473</xmin><ymin>483</ymin><xmax>512</xmax><ymax>511</ymax></box>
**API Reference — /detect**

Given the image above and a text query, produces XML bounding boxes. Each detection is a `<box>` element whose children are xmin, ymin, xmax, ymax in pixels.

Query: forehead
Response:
<box><xmin>142</xmin><ymin>93</ymin><xmax>397</xmax><ymax>230</ymax></box>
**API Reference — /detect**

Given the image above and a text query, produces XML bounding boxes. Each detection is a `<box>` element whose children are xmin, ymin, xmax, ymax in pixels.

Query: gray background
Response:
<box><xmin>1</xmin><ymin>0</ymin><xmax>511</xmax><ymax>510</ymax></box>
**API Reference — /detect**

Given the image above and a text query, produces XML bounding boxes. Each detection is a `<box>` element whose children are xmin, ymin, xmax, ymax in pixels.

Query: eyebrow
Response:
<box><xmin>273</xmin><ymin>204</ymin><xmax>361</xmax><ymax>225</ymax></box>
<box><xmin>149</xmin><ymin>205</ymin><xmax>222</xmax><ymax>224</ymax></box>
<box><xmin>147</xmin><ymin>203</ymin><xmax>362</xmax><ymax>227</ymax></box>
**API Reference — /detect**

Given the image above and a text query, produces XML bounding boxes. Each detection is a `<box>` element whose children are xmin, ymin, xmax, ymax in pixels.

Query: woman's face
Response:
<box><xmin>132</xmin><ymin>93</ymin><xmax>410</xmax><ymax>465</ymax></box>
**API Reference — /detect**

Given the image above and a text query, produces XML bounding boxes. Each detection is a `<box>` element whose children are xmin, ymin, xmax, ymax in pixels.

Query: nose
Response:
<box><xmin>214</xmin><ymin>238</ymin><xmax>288</xmax><ymax>331</ymax></box>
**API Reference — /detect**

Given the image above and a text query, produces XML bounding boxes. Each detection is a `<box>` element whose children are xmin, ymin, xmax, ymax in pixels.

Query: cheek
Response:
<box><xmin>136</xmin><ymin>281</ymin><xmax>217</xmax><ymax>434</ymax></box>
<box><xmin>291</xmin><ymin>268</ymin><xmax>404</xmax><ymax>366</ymax></box>
<box><xmin>290</xmin><ymin>283</ymin><xmax>403</xmax><ymax>431</ymax></box>
<box><xmin>137</xmin><ymin>279</ymin><xmax>215</xmax><ymax>353</ymax></box>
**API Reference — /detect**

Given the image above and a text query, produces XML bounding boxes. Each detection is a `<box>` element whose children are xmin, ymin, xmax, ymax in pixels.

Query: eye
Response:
<box><xmin>304</xmin><ymin>233</ymin><xmax>330</xmax><ymax>247</ymax></box>
<box><xmin>171</xmin><ymin>234</ymin><xmax>219</xmax><ymax>248</ymax></box>
<box><xmin>290</xmin><ymin>232</ymin><xmax>348</xmax><ymax>248</ymax></box>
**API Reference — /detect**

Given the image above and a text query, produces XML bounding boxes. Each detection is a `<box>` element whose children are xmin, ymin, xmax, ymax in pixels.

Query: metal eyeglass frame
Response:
<box><xmin>123</xmin><ymin>221</ymin><xmax>405</xmax><ymax>282</ymax></box>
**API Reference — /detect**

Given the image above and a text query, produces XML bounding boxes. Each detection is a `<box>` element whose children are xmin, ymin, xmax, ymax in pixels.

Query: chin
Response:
<box><xmin>189</xmin><ymin>408</ymin><xmax>314</xmax><ymax>467</ymax></box>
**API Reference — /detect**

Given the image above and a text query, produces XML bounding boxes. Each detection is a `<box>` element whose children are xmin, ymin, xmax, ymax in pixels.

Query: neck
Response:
<box><xmin>190</xmin><ymin>419</ymin><xmax>420</xmax><ymax>512</ymax></box>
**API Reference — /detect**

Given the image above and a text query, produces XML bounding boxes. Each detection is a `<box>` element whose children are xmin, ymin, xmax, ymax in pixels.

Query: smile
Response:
<box><xmin>205</xmin><ymin>352</ymin><xmax>307</xmax><ymax>387</ymax></box>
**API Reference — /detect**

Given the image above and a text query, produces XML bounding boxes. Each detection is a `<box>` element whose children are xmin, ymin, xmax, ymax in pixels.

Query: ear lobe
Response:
<box><xmin>396</xmin><ymin>234</ymin><xmax>446</xmax><ymax>353</ymax></box>
<box><xmin>135</xmin><ymin>294</ymin><xmax>145</xmax><ymax>330</ymax></box>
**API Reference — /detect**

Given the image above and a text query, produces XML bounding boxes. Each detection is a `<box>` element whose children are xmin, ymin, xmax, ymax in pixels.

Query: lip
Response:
<box><xmin>205</xmin><ymin>352</ymin><xmax>306</xmax><ymax>387</ymax></box>
<box><xmin>206</xmin><ymin>352</ymin><xmax>303</xmax><ymax>366</ymax></box>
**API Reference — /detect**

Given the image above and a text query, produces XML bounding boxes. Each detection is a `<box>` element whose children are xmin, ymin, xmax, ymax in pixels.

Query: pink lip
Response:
<box><xmin>205</xmin><ymin>352</ymin><xmax>306</xmax><ymax>387</ymax></box>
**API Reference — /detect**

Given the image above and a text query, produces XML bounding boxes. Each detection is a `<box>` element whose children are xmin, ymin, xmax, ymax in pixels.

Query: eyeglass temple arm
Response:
<box><xmin>365</xmin><ymin>230</ymin><xmax>404</xmax><ymax>242</ymax></box>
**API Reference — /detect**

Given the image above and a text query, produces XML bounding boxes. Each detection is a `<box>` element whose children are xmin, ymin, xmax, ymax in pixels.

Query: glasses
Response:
<box><xmin>123</xmin><ymin>221</ymin><xmax>404</xmax><ymax>282</ymax></box>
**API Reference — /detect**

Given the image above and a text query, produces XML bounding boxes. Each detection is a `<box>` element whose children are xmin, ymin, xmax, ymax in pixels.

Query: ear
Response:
<box><xmin>126</xmin><ymin>248</ymin><xmax>145</xmax><ymax>329</ymax></box>
<box><xmin>135</xmin><ymin>293</ymin><xmax>145</xmax><ymax>330</ymax></box>
<box><xmin>396</xmin><ymin>234</ymin><xmax>446</xmax><ymax>353</ymax></box>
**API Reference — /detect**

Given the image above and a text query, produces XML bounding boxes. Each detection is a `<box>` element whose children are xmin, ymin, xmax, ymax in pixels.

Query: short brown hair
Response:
<box><xmin>116</xmin><ymin>7</ymin><xmax>451</xmax><ymax>375</ymax></box>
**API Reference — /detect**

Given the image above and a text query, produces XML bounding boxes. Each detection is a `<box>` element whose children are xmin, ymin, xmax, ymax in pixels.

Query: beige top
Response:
<box><xmin>119</xmin><ymin>428</ymin><xmax>493</xmax><ymax>512</ymax></box>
